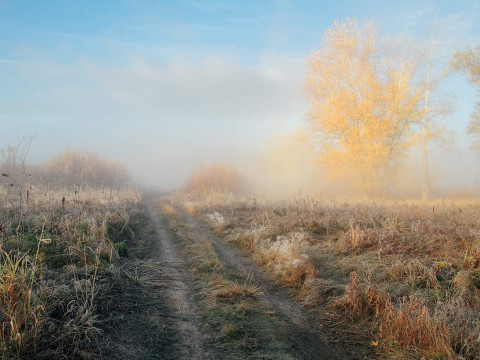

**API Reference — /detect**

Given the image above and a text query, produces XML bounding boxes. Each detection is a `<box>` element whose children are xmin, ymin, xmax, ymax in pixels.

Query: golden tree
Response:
<box><xmin>304</xmin><ymin>19</ymin><xmax>423</xmax><ymax>197</ymax></box>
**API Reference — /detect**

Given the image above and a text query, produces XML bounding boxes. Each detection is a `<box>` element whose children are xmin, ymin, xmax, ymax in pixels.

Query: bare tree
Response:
<box><xmin>41</xmin><ymin>149</ymin><xmax>130</xmax><ymax>189</ymax></box>
<box><xmin>1</xmin><ymin>135</ymin><xmax>35</xmax><ymax>231</ymax></box>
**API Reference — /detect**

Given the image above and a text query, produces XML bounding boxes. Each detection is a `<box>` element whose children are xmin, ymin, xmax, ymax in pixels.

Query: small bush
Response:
<box><xmin>114</xmin><ymin>241</ymin><xmax>128</xmax><ymax>257</ymax></box>
<box><xmin>184</xmin><ymin>164</ymin><xmax>245</xmax><ymax>196</ymax></box>
<box><xmin>75</xmin><ymin>221</ymin><xmax>90</xmax><ymax>237</ymax></box>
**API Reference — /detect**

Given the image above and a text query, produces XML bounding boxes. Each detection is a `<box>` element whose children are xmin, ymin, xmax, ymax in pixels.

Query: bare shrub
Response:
<box><xmin>184</xmin><ymin>164</ymin><xmax>245</xmax><ymax>197</ymax></box>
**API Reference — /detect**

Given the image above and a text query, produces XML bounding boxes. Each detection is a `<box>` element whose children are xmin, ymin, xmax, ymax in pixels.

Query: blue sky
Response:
<box><xmin>1</xmin><ymin>0</ymin><xmax>479</xmax><ymax>190</ymax></box>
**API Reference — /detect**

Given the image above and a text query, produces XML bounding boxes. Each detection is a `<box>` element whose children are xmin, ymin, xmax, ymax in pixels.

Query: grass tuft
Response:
<box><xmin>213</xmin><ymin>274</ymin><xmax>262</xmax><ymax>302</ymax></box>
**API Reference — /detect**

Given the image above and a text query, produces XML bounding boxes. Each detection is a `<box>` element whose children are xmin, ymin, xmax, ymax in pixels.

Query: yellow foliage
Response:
<box><xmin>305</xmin><ymin>19</ymin><xmax>422</xmax><ymax>197</ymax></box>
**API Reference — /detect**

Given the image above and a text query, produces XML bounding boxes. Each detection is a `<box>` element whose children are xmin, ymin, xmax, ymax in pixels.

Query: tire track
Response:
<box><xmin>143</xmin><ymin>200</ymin><xmax>205</xmax><ymax>360</ymax></box>
<box><xmin>176</xmin><ymin>207</ymin><xmax>347</xmax><ymax>360</ymax></box>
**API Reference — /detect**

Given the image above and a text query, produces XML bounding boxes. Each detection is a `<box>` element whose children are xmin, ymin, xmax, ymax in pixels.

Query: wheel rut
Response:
<box><xmin>176</xmin><ymin>207</ymin><xmax>347</xmax><ymax>360</ymax></box>
<box><xmin>143</xmin><ymin>200</ymin><xmax>204</xmax><ymax>360</ymax></box>
<box><xmin>100</xmin><ymin>199</ymin><xmax>205</xmax><ymax>360</ymax></box>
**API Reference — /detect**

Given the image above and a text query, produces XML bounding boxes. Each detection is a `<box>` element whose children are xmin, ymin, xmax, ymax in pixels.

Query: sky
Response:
<box><xmin>0</xmin><ymin>0</ymin><xmax>480</xmax><ymax>192</ymax></box>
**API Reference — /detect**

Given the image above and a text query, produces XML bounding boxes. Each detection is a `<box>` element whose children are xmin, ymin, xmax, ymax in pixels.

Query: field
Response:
<box><xmin>2</xmin><ymin>180</ymin><xmax>480</xmax><ymax>359</ymax></box>
<box><xmin>0</xmin><ymin>185</ymin><xmax>146</xmax><ymax>359</ymax></box>
<box><xmin>171</xmin><ymin>192</ymin><xmax>480</xmax><ymax>359</ymax></box>
<box><xmin>4</xmin><ymin>1</ymin><xmax>480</xmax><ymax>359</ymax></box>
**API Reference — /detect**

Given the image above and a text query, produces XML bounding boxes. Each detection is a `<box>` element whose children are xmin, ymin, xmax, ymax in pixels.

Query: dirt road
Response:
<box><xmin>100</xmin><ymin>199</ymin><xmax>205</xmax><ymax>360</ymax></box>
<box><xmin>102</xmin><ymin>198</ymin><xmax>345</xmax><ymax>359</ymax></box>
<box><xmin>177</xmin><ymin>207</ymin><xmax>346</xmax><ymax>360</ymax></box>
<box><xmin>143</xmin><ymin>201</ymin><xmax>205</xmax><ymax>358</ymax></box>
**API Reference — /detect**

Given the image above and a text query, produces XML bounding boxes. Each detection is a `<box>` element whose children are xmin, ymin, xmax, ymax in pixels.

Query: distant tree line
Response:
<box><xmin>1</xmin><ymin>147</ymin><xmax>130</xmax><ymax>191</ymax></box>
<box><xmin>39</xmin><ymin>150</ymin><xmax>130</xmax><ymax>189</ymax></box>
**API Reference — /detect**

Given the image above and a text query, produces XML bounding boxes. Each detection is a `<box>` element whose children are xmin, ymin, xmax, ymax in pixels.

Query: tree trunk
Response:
<box><xmin>422</xmin><ymin>131</ymin><xmax>429</xmax><ymax>201</ymax></box>
<box><xmin>422</xmin><ymin>35</ymin><xmax>433</xmax><ymax>202</ymax></box>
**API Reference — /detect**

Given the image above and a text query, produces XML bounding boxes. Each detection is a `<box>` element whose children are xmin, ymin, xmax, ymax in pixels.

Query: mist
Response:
<box><xmin>1</xmin><ymin>53</ymin><xmax>305</xmax><ymax>189</ymax></box>
<box><xmin>1</xmin><ymin>0</ymin><xmax>480</xmax><ymax>199</ymax></box>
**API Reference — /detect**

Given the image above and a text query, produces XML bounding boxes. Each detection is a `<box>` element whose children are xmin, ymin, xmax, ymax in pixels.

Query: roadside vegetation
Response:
<box><xmin>0</xmin><ymin>146</ymin><xmax>145</xmax><ymax>359</ymax></box>
<box><xmin>2</xmin><ymin>14</ymin><xmax>480</xmax><ymax>360</ymax></box>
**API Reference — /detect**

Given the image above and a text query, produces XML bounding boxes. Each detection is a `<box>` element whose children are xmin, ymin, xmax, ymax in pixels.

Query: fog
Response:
<box><xmin>2</xmin><ymin>1</ymin><xmax>480</xmax><ymax>199</ymax></box>
<box><xmin>2</xmin><ymin>53</ymin><xmax>306</xmax><ymax>190</ymax></box>
<box><xmin>4</xmin><ymin>51</ymin><xmax>480</xmax><ymax>199</ymax></box>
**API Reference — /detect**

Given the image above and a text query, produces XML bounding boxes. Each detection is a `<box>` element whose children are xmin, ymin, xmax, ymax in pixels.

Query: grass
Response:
<box><xmin>0</xmin><ymin>186</ymin><xmax>143</xmax><ymax>359</ymax></box>
<box><xmin>213</xmin><ymin>273</ymin><xmax>263</xmax><ymax>302</ymax></box>
<box><xmin>0</xmin><ymin>251</ymin><xmax>43</xmax><ymax>358</ymax></box>
<box><xmin>172</xmin><ymin>191</ymin><xmax>480</xmax><ymax>359</ymax></box>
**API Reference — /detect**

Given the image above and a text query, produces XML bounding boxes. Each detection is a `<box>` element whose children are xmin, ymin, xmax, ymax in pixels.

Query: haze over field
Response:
<box><xmin>1</xmin><ymin>0</ymin><xmax>480</xmax><ymax>196</ymax></box>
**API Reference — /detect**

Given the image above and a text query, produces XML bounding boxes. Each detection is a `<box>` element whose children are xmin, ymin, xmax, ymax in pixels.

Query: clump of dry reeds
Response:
<box><xmin>213</xmin><ymin>274</ymin><xmax>262</xmax><ymax>302</ymax></box>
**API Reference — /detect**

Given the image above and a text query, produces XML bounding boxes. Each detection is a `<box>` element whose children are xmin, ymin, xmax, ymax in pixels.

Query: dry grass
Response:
<box><xmin>0</xmin><ymin>251</ymin><xmax>44</xmax><ymax>358</ymax></box>
<box><xmin>213</xmin><ymin>274</ymin><xmax>262</xmax><ymax>302</ymax></box>
<box><xmin>336</xmin><ymin>273</ymin><xmax>454</xmax><ymax>358</ymax></box>
<box><xmin>0</xmin><ymin>186</ymin><xmax>141</xmax><ymax>359</ymax></box>
<box><xmin>172</xmin><ymin>191</ymin><xmax>480</xmax><ymax>359</ymax></box>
